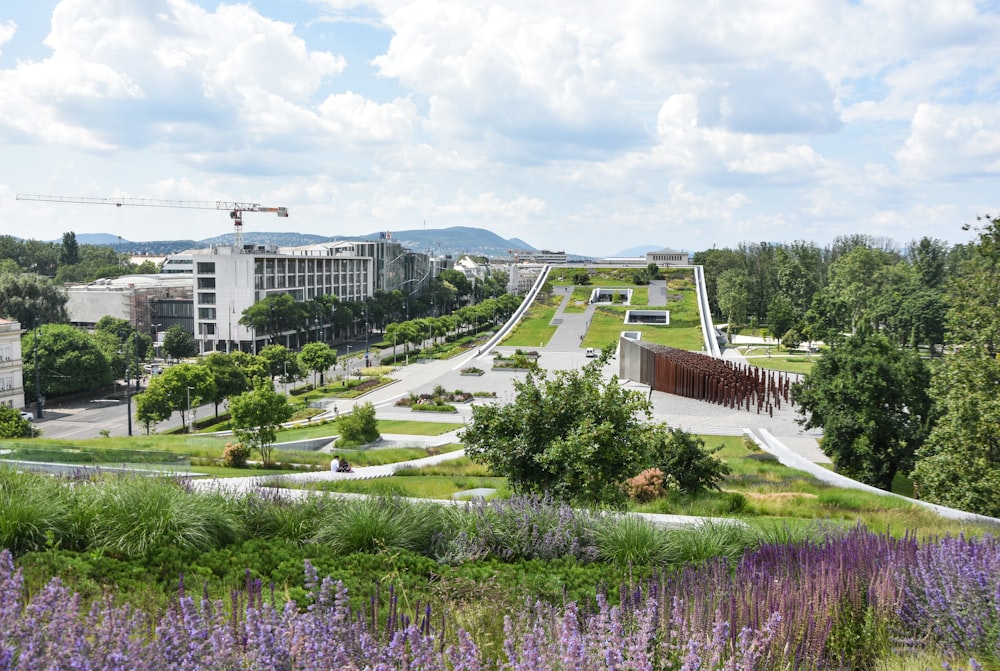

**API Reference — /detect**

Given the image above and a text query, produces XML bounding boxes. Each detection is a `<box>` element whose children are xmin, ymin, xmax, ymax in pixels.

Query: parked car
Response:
<box><xmin>20</xmin><ymin>410</ymin><xmax>34</xmax><ymax>421</ymax></box>
<box><xmin>585</xmin><ymin>348</ymin><xmax>597</xmax><ymax>357</ymax></box>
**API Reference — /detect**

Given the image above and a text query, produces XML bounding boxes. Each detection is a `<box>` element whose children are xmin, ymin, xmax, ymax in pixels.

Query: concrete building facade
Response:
<box><xmin>0</xmin><ymin>319</ymin><xmax>26</xmax><ymax>412</ymax></box>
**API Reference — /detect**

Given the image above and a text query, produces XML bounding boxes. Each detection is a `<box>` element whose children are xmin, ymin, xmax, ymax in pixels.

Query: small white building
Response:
<box><xmin>0</xmin><ymin>319</ymin><xmax>27</xmax><ymax>412</ymax></box>
<box><xmin>645</xmin><ymin>248</ymin><xmax>690</xmax><ymax>266</ymax></box>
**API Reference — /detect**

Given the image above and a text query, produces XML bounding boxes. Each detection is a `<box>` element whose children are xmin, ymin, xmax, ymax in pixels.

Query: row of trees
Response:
<box><xmin>133</xmin><ymin>342</ymin><xmax>338</xmax><ymax>462</ymax></box>
<box><xmin>697</xmin><ymin>235</ymin><xmax>957</xmax><ymax>350</ymax></box>
<box><xmin>791</xmin><ymin>217</ymin><xmax>1000</xmax><ymax>516</ymax></box>
<box><xmin>383</xmin><ymin>294</ymin><xmax>521</xmax><ymax>354</ymax></box>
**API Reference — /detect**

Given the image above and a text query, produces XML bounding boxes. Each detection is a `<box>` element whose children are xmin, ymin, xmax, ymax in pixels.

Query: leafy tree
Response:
<box><xmin>825</xmin><ymin>246</ymin><xmax>897</xmax><ymax>331</ymax></box>
<box><xmin>946</xmin><ymin>215</ymin><xmax>1000</xmax><ymax>356</ymax></box>
<box><xmin>655</xmin><ymin>428</ymin><xmax>730</xmax><ymax>495</ymax></box>
<box><xmin>60</xmin><ymin>232</ymin><xmax>80</xmax><ymax>266</ymax></box>
<box><xmin>337</xmin><ymin>401</ymin><xmax>380</xmax><ymax>446</ymax></box>
<box><xmin>0</xmin><ymin>406</ymin><xmax>34</xmax><ymax>439</ymax></box>
<box><xmin>201</xmin><ymin>352</ymin><xmax>250</xmax><ymax>416</ymax></box>
<box><xmin>135</xmin><ymin>384</ymin><xmax>172</xmax><ymax>434</ymax></box>
<box><xmin>909</xmin><ymin>217</ymin><xmax>1000</xmax><ymax>516</ymax></box>
<box><xmin>230</xmin><ymin>381</ymin><xmax>293</xmax><ymax>466</ymax></box>
<box><xmin>908</xmin><ymin>236</ymin><xmax>949</xmax><ymax>290</ymax></box>
<box><xmin>910</xmin><ymin>349</ymin><xmax>1000</xmax><ymax>516</ymax></box>
<box><xmin>22</xmin><ymin>324</ymin><xmax>112</xmax><ymax>400</ymax></box>
<box><xmin>715</xmin><ymin>269</ymin><xmax>750</xmax><ymax>336</ymax></box>
<box><xmin>791</xmin><ymin>327</ymin><xmax>931</xmax><ymax>490</ymax></box>
<box><xmin>239</xmin><ymin>294</ymin><xmax>309</xmax><ymax>348</ymax></box>
<box><xmin>803</xmin><ymin>289</ymin><xmax>850</xmax><ymax>346</ymax></box>
<box><xmin>298</xmin><ymin>342</ymin><xmax>337</xmax><ymax>387</ymax></box>
<box><xmin>775</xmin><ymin>242</ymin><xmax>823</xmax><ymax>313</ymax></box>
<box><xmin>781</xmin><ymin>327</ymin><xmax>805</xmax><ymax>351</ymax></box>
<box><xmin>229</xmin><ymin>351</ymin><xmax>269</xmax><ymax>384</ymax></box>
<box><xmin>162</xmin><ymin>325</ymin><xmax>197</xmax><ymax>361</ymax></box>
<box><xmin>462</xmin><ymin>350</ymin><xmax>727</xmax><ymax>506</ymax></box>
<box><xmin>153</xmin><ymin>363</ymin><xmax>216</xmax><ymax>431</ymax></box>
<box><xmin>258</xmin><ymin>344</ymin><xmax>302</xmax><ymax>382</ymax></box>
<box><xmin>0</xmin><ymin>272</ymin><xmax>69</xmax><ymax>326</ymax></box>
<box><xmin>766</xmin><ymin>294</ymin><xmax>797</xmax><ymax>344</ymax></box>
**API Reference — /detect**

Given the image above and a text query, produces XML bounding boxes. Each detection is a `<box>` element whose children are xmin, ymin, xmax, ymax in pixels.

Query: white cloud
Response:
<box><xmin>0</xmin><ymin>0</ymin><xmax>346</xmax><ymax>153</ymax></box>
<box><xmin>897</xmin><ymin>104</ymin><xmax>1000</xmax><ymax>179</ymax></box>
<box><xmin>374</xmin><ymin>1</ymin><xmax>647</xmax><ymax>159</ymax></box>
<box><xmin>317</xmin><ymin>91</ymin><xmax>417</xmax><ymax>143</ymax></box>
<box><xmin>0</xmin><ymin>20</ymin><xmax>15</xmax><ymax>54</ymax></box>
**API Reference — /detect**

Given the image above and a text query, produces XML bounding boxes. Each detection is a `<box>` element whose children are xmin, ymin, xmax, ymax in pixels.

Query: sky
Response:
<box><xmin>1</xmin><ymin>0</ymin><xmax>998</xmax><ymax>258</ymax></box>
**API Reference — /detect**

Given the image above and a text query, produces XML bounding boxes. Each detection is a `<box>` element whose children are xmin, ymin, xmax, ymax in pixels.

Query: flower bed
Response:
<box><xmin>395</xmin><ymin>386</ymin><xmax>474</xmax><ymax>410</ymax></box>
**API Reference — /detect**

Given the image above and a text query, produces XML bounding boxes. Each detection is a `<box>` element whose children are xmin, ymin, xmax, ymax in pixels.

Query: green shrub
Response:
<box><xmin>625</xmin><ymin>468</ymin><xmax>667</xmax><ymax>503</ymax></box>
<box><xmin>656</xmin><ymin>429</ymin><xmax>731</xmax><ymax>495</ymax></box>
<box><xmin>338</xmin><ymin>401</ymin><xmax>380</xmax><ymax>444</ymax></box>
<box><xmin>221</xmin><ymin>442</ymin><xmax>251</xmax><ymax>468</ymax></box>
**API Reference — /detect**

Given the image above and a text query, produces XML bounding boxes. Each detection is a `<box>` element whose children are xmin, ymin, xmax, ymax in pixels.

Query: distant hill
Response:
<box><xmin>358</xmin><ymin>226</ymin><xmax>536</xmax><ymax>258</ymax></box>
<box><xmin>615</xmin><ymin>244</ymin><xmax>660</xmax><ymax>257</ymax></box>
<box><xmin>61</xmin><ymin>226</ymin><xmax>539</xmax><ymax>259</ymax></box>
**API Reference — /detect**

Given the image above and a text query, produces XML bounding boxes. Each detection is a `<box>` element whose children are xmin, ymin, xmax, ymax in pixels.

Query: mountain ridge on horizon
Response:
<box><xmin>61</xmin><ymin>226</ymin><xmax>558</xmax><ymax>259</ymax></box>
<box><xmin>58</xmin><ymin>227</ymin><xmax>655</xmax><ymax>259</ymax></box>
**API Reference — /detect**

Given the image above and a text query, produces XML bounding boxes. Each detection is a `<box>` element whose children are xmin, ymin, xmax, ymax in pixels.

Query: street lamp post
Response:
<box><xmin>33</xmin><ymin>320</ymin><xmax>43</xmax><ymax>419</ymax></box>
<box><xmin>282</xmin><ymin>361</ymin><xmax>288</xmax><ymax>396</ymax></box>
<box><xmin>186</xmin><ymin>386</ymin><xmax>193</xmax><ymax>433</ymax></box>
<box><xmin>125</xmin><ymin>338</ymin><xmax>133</xmax><ymax>437</ymax></box>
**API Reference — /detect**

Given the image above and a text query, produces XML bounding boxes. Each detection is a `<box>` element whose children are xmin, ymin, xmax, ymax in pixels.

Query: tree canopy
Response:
<box><xmin>230</xmin><ymin>381</ymin><xmax>292</xmax><ymax>466</ymax></box>
<box><xmin>461</xmin><ymin>350</ymin><xmax>728</xmax><ymax>506</ymax></box>
<box><xmin>22</xmin><ymin>324</ymin><xmax>112</xmax><ymax>401</ymax></box>
<box><xmin>909</xmin><ymin>215</ymin><xmax>1000</xmax><ymax>516</ymax></box>
<box><xmin>791</xmin><ymin>327</ymin><xmax>931</xmax><ymax>490</ymax></box>
<box><xmin>0</xmin><ymin>272</ymin><xmax>69</xmax><ymax>326</ymax></box>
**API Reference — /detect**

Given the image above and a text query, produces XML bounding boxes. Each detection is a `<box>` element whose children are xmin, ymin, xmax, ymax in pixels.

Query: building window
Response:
<box><xmin>197</xmin><ymin>262</ymin><xmax>216</xmax><ymax>274</ymax></box>
<box><xmin>198</xmin><ymin>292</ymin><xmax>216</xmax><ymax>305</ymax></box>
<box><xmin>198</xmin><ymin>307</ymin><xmax>217</xmax><ymax>320</ymax></box>
<box><xmin>197</xmin><ymin>277</ymin><xmax>216</xmax><ymax>289</ymax></box>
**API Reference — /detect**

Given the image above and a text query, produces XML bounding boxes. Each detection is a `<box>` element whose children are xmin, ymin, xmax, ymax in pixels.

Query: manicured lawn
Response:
<box><xmin>633</xmin><ymin>435</ymin><xmax>980</xmax><ymax>539</ymax></box>
<box><xmin>583</xmin><ymin>307</ymin><xmax>705</xmax><ymax>351</ymax></box>
<box><xmin>744</xmin><ymin>356</ymin><xmax>817</xmax><ymax>375</ymax></box>
<box><xmin>502</xmin><ymin>297</ymin><xmax>559</xmax><ymax>346</ymax></box>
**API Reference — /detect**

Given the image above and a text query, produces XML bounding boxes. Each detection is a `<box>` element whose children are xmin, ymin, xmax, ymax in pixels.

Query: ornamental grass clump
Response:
<box><xmin>593</xmin><ymin>514</ymin><xmax>671</xmax><ymax>566</ymax></box>
<box><xmin>233</xmin><ymin>488</ymin><xmax>326</xmax><ymax>542</ymax></box>
<box><xmin>82</xmin><ymin>476</ymin><xmax>243</xmax><ymax>559</ymax></box>
<box><xmin>313</xmin><ymin>495</ymin><xmax>444</xmax><ymax>556</ymax></box>
<box><xmin>0</xmin><ymin>466</ymin><xmax>76</xmax><ymax>555</ymax></box>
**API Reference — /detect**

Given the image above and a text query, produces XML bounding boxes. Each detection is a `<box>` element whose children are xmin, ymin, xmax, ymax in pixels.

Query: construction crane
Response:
<box><xmin>16</xmin><ymin>193</ymin><xmax>289</xmax><ymax>250</ymax></box>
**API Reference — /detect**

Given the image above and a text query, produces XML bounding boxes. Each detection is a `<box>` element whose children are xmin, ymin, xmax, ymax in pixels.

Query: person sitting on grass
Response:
<box><xmin>338</xmin><ymin>458</ymin><xmax>353</xmax><ymax>473</ymax></box>
<box><xmin>330</xmin><ymin>455</ymin><xmax>340</xmax><ymax>472</ymax></box>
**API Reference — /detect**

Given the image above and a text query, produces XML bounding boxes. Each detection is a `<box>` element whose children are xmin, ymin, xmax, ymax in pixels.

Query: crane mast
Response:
<box><xmin>15</xmin><ymin>193</ymin><xmax>289</xmax><ymax>250</ymax></box>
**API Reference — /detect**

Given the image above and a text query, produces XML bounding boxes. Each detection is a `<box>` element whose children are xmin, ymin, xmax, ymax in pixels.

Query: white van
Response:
<box><xmin>585</xmin><ymin>347</ymin><xmax>597</xmax><ymax>357</ymax></box>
